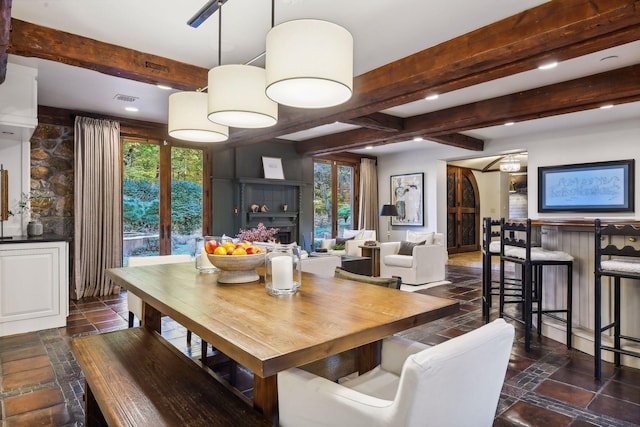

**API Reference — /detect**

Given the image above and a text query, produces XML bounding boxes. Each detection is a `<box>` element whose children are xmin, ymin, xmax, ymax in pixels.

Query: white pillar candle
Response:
<box><xmin>271</xmin><ymin>255</ymin><xmax>293</xmax><ymax>289</ymax></box>
<box><xmin>200</xmin><ymin>247</ymin><xmax>214</xmax><ymax>268</ymax></box>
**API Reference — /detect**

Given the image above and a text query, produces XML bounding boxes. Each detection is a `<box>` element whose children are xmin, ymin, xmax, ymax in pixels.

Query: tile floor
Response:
<box><xmin>1</xmin><ymin>257</ymin><xmax>639</xmax><ymax>426</ymax></box>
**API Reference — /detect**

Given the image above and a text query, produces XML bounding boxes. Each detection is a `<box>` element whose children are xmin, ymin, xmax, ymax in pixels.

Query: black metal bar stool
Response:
<box><xmin>594</xmin><ymin>219</ymin><xmax>640</xmax><ymax>380</ymax></box>
<box><xmin>482</xmin><ymin>217</ymin><xmax>501</xmax><ymax>323</ymax></box>
<box><xmin>499</xmin><ymin>218</ymin><xmax>574</xmax><ymax>351</ymax></box>
<box><xmin>483</xmin><ymin>217</ymin><xmax>524</xmax><ymax>324</ymax></box>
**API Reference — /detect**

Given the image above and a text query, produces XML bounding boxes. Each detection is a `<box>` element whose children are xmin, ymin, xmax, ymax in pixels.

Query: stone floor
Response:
<box><xmin>0</xmin><ymin>257</ymin><xmax>639</xmax><ymax>426</ymax></box>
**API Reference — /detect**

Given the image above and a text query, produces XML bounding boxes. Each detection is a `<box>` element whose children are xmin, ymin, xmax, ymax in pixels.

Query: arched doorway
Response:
<box><xmin>446</xmin><ymin>166</ymin><xmax>480</xmax><ymax>254</ymax></box>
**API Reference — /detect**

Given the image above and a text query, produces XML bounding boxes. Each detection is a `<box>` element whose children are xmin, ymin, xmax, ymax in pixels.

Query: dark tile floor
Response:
<box><xmin>1</xmin><ymin>264</ymin><xmax>639</xmax><ymax>426</ymax></box>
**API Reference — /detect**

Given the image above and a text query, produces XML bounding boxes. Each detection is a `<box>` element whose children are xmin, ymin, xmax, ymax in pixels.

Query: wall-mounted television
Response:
<box><xmin>538</xmin><ymin>159</ymin><xmax>635</xmax><ymax>213</ymax></box>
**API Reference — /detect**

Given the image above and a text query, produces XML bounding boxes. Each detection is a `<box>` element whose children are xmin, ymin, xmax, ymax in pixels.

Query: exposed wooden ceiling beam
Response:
<box><xmin>0</xmin><ymin>0</ymin><xmax>12</xmax><ymax>84</ymax></box>
<box><xmin>342</xmin><ymin>113</ymin><xmax>404</xmax><ymax>132</ymax></box>
<box><xmin>7</xmin><ymin>0</ymin><xmax>640</xmax><ymax>153</ymax></box>
<box><xmin>296</xmin><ymin>64</ymin><xmax>640</xmax><ymax>156</ymax></box>
<box><xmin>228</xmin><ymin>0</ymin><xmax>640</xmax><ymax>147</ymax></box>
<box><xmin>8</xmin><ymin>19</ymin><xmax>208</xmax><ymax>91</ymax></box>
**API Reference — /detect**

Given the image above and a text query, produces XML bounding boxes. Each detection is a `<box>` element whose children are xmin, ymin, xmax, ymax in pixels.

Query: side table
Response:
<box><xmin>359</xmin><ymin>244</ymin><xmax>381</xmax><ymax>276</ymax></box>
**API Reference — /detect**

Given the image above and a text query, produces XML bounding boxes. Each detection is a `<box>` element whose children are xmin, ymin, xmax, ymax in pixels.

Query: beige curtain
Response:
<box><xmin>358</xmin><ymin>158</ymin><xmax>379</xmax><ymax>236</ymax></box>
<box><xmin>73</xmin><ymin>117</ymin><xmax>122</xmax><ymax>298</ymax></box>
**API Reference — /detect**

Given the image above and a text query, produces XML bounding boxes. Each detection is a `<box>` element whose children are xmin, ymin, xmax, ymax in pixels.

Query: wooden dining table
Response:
<box><xmin>106</xmin><ymin>262</ymin><xmax>459</xmax><ymax>424</ymax></box>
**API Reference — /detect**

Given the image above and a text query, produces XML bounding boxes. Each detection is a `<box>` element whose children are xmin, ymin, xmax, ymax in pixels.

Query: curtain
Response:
<box><xmin>358</xmin><ymin>158</ymin><xmax>379</xmax><ymax>236</ymax></box>
<box><xmin>73</xmin><ymin>117</ymin><xmax>122</xmax><ymax>298</ymax></box>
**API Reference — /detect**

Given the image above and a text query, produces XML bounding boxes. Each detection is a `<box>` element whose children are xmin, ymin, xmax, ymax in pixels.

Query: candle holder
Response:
<box><xmin>195</xmin><ymin>236</ymin><xmax>217</xmax><ymax>273</ymax></box>
<box><xmin>265</xmin><ymin>245</ymin><xmax>302</xmax><ymax>296</ymax></box>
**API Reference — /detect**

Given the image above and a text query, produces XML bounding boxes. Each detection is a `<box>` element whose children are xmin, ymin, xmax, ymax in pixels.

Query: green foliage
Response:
<box><xmin>171</xmin><ymin>180</ymin><xmax>202</xmax><ymax>234</ymax></box>
<box><xmin>122</xmin><ymin>179</ymin><xmax>202</xmax><ymax>235</ymax></box>
<box><xmin>337</xmin><ymin>205</ymin><xmax>351</xmax><ymax>223</ymax></box>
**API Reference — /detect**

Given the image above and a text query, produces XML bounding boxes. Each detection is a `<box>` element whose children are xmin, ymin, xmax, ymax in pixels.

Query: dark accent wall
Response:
<box><xmin>210</xmin><ymin>141</ymin><xmax>314</xmax><ymax>251</ymax></box>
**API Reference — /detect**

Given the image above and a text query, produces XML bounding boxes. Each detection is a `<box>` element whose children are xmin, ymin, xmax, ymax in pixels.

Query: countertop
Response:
<box><xmin>0</xmin><ymin>234</ymin><xmax>72</xmax><ymax>244</ymax></box>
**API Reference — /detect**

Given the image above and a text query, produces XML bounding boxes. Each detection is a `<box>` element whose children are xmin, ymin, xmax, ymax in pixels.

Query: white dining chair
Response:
<box><xmin>278</xmin><ymin>318</ymin><xmax>514</xmax><ymax>427</ymax></box>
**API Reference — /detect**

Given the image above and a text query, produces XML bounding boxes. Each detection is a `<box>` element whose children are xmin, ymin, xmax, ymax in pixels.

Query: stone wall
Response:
<box><xmin>30</xmin><ymin>124</ymin><xmax>74</xmax><ymax>237</ymax></box>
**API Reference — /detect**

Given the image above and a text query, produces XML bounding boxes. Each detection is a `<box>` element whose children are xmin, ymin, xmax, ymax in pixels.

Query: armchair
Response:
<box><xmin>380</xmin><ymin>231</ymin><xmax>445</xmax><ymax>285</ymax></box>
<box><xmin>278</xmin><ymin>319</ymin><xmax>515</xmax><ymax>427</ymax></box>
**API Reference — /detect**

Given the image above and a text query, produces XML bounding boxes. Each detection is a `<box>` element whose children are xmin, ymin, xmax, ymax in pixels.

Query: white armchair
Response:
<box><xmin>278</xmin><ymin>319</ymin><xmax>514</xmax><ymax>427</ymax></box>
<box><xmin>380</xmin><ymin>231</ymin><xmax>446</xmax><ymax>285</ymax></box>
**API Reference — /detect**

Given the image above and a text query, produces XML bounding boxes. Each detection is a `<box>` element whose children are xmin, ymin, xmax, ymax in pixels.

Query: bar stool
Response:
<box><xmin>594</xmin><ymin>219</ymin><xmax>640</xmax><ymax>380</ymax></box>
<box><xmin>483</xmin><ymin>217</ymin><xmax>524</xmax><ymax>323</ymax></box>
<box><xmin>483</xmin><ymin>217</ymin><xmax>504</xmax><ymax>322</ymax></box>
<box><xmin>499</xmin><ymin>218</ymin><xmax>574</xmax><ymax>351</ymax></box>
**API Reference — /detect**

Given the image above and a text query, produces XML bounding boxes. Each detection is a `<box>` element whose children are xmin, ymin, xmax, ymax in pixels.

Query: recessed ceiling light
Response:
<box><xmin>504</xmin><ymin>122</ymin><xmax>515</xmax><ymax>126</ymax></box>
<box><xmin>365</xmin><ymin>145</ymin><xmax>373</xmax><ymax>150</ymax></box>
<box><xmin>425</xmin><ymin>94</ymin><xmax>439</xmax><ymax>101</ymax></box>
<box><xmin>600</xmin><ymin>104</ymin><xmax>614</xmax><ymax>109</ymax></box>
<box><xmin>156</xmin><ymin>84</ymin><xmax>172</xmax><ymax>90</ymax></box>
<box><xmin>413</xmin><ymin>136</ymin><xmax>424</xmax><ymax>141</ymax></box>
<box><xmin>125</xmin><ymin>106</ymin><xmax>139</xmax><ymax>112</ymax></box>
<box><xmin>538</xmin><ymin>61</ymin><xmax>558</xmax><ymax>70</ymax></box>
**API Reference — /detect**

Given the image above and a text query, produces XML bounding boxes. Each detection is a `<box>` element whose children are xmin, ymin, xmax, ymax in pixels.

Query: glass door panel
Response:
<box><xmin>123</xmin><ymin>140</ymin><xmax>161</xmax><ymax>263</ymax></box>
<box><xmin>170</xmin><ymin>146</ymin><xmax>204</xmax><ymax>256</ymax></box>
<box><xmin>336</xmin><ymin>165</ymin><xmax>354</xmax><ymax>237</ymax></box>
<box><xmin>313</xmin><ymin>161</ymin><xmax>333</xmax><ymax>249</ymax></box>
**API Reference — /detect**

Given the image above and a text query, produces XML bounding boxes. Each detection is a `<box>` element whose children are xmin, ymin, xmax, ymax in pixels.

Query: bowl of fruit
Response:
<box><xmin>205</xmin><ymin>240</ymin><xmax>265</xmax><ymax>283</ymax></box>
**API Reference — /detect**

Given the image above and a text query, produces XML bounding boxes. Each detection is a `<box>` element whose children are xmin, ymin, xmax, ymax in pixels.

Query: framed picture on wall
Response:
<box><xmin>391</xmin><ymin>172</ymin><xmax>424</xmax><ymax>226</ymax></box>
<box><xmin>262</xmin><ymin>156</ymin><xmax>285</xmax><ymax>180</ymax></box>
<box><xmin>538</xmin><ymin>159</ymin><xmax>635</xmax><ymax>212</ymax></box>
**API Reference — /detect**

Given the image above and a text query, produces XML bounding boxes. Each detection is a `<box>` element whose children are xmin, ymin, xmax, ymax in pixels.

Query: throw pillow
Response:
<box><xmin>398</xmin><ymin>240</ymin><xmax>425</xmax><ymax>255</ymax></box>
<box><xmin>335</xmin><ymin>236</ymin><xmax>355</xmax><ymax>246</ymax></box>
<box><xmin>406</xmin><ymin>230</ymin><xmax>434</xmax><ymax>244</ymax></box>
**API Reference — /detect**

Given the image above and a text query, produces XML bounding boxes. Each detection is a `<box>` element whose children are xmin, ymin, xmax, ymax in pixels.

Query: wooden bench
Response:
<box><xmin>71</xmin><ymin>327</ymin><xmax>271</xmax><ymax>427</ymax></box>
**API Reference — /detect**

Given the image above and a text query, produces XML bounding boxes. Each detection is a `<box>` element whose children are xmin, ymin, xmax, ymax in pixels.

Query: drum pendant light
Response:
<box><xmin>168</xmin><ymin>91</ymin><xmax>228</xmax><ymax>142</ymax></box>
<box><xmin>208</xmin><ymin>64</ymin><xmax>277</xmax><ymax>128</ymax></box>
<box><xmin>207</xmin><ymin>1</ymin><xmax>277</xmax><ymax>128</ymax></box>
<box><xmin>265</xmin><ymin>19</ymin><xmax>353</xmax><ymax>109</ymax></box>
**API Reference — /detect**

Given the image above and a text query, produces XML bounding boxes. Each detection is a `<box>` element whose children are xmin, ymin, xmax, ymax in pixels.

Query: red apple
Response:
<box><xmin>204</xmin><ymin>239</ymin><xmax>219</xmax><ymax>254</ymax></box>
<box><xmin>245</xmin><ymin>246</ymin><xmax>256</xmax><ymax>254</ymax></box>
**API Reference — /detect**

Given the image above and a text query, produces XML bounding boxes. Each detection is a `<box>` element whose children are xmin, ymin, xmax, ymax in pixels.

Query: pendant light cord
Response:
<box><xmin>218</xmin><ymin>0</ymin><xmax>223</xmax><ymax>66</ymax></box>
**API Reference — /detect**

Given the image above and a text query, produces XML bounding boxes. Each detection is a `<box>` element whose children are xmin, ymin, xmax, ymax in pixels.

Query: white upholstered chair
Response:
<box><xmin>379</xmin><ymin>231</ymin><xmax>446</xmax><ymax>285</ymax></box>
<box><xmin>278</xmin><ymin>319</ymin><xmax>514</xmax><ymax>427</ymax></box>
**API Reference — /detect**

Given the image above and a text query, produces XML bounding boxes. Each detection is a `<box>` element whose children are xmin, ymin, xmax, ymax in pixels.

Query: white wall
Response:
<box><xmin>0</xmin><ymin>139</ymin><xmax>31</xmax><ymax>236</ymax></box>
<box><xmin>376</xmin><ymin>117</ymin><xmax>640</xmax><ymax>245</ymax></box>
<box><xmin>377</xmin><ymin>151</ymin><xmax>445</xmax><ymax>242</ymax></box>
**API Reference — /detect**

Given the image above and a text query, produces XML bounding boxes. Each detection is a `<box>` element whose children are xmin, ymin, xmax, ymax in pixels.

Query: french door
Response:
<box><xmin>313</xmin><ymin>158</ymin><xmax>358</xmax><ymax>248</ymax></box>
<box><xmin>122</xmin><ymin>137</ymin><xmax>211</xmax><ymax>262</ymax></box>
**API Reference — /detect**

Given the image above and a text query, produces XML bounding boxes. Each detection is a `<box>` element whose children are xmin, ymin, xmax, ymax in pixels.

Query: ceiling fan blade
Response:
<box><xmin>187</xmin><ymin>0</ymin><xmax>229</xmax><ymax>28</ymax></box>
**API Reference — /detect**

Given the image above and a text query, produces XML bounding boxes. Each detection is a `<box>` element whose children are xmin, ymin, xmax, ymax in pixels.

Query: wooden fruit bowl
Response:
<box><xmin>207</xmin><ymin>253</ymin><xmax>265</xmax><ymax>283</ymax></box>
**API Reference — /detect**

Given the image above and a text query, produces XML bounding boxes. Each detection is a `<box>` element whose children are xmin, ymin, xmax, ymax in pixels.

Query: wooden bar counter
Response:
<box><xmin>510</xmin><ymin>218</ymin><xmax>640</xmax><ymax>369</ymax></box>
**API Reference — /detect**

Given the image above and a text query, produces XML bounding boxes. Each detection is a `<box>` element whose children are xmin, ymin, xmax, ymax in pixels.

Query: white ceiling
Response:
<box><xmin>8</xmin><ymin>0</ymin><xmax>640</xmax><ymax>157</ymax></box>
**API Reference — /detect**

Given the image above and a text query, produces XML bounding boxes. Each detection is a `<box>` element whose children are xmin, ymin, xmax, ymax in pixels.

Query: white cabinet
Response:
<box><xmin>0</xmin><ymin>240</ymin><xmax>69</xmax><ymax>337</ymax></box>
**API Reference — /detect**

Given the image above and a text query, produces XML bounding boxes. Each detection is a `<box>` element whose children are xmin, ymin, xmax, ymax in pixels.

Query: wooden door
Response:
<box><xmin>447</xmin><ymin>166</ymin><xmax>480</xmax><ymax>254</ymax></box>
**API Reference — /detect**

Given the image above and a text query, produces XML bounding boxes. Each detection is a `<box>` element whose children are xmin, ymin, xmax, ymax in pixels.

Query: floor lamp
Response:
<box><xmin>379</xmin><ymin>204</ymin><xmax>398</xmax><ymax>241</ymax></box>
